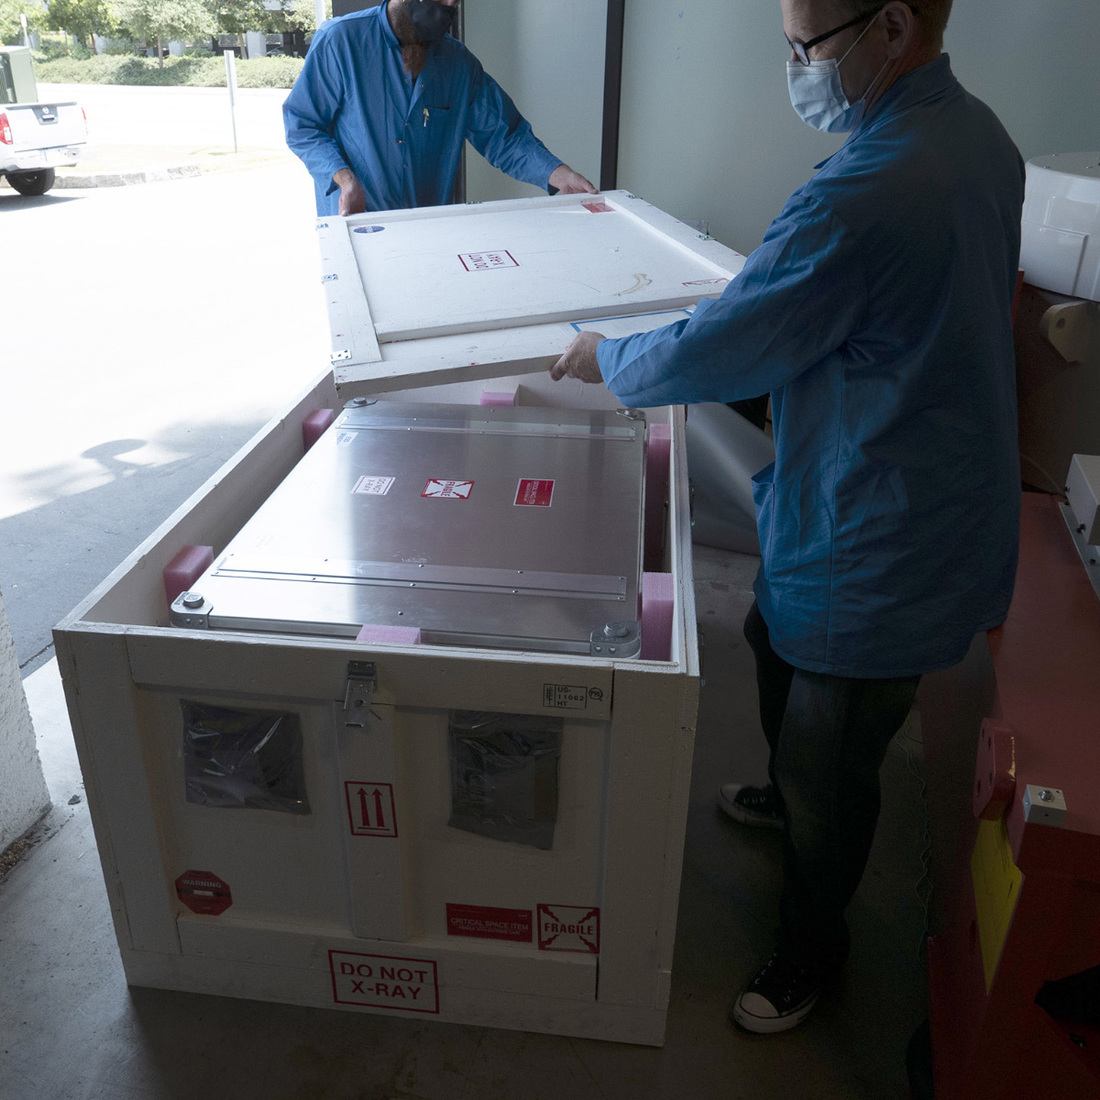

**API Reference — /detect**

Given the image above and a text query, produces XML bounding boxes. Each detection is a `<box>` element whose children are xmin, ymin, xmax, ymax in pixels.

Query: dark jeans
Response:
<box><xmin>743</xmin><ymin>600</ymin><xmax>921</xmax><ymax>975</ymax></box>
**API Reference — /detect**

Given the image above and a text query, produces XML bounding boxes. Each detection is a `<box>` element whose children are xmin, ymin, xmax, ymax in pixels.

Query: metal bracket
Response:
<box><xmin>1022</xmin><ymin>784</ymin><xmax>1067</xmax><ymax>827</ymax></box>
<box><xmin>343</xmin><ymin>661</ymin><xmax>377</xmax><ymax>729</ymax></box>
<box><xmin>330</xmin><ymin>348</ymin><xmax>352</xmax><ymax>363</ymax></box>
<box><xmin>589</xmin><ymin>620</ymin><xmax>641</xmax><ymax>659</ymax></box>
<box><xmin>169</xmin><ymin>590</ymin><xmax>212</xmax><ymax>629</ymax></box>
<box><xmin>322</xmin><ymin>272</ymin><xmax>339</xmax><ymax>283</ymax></box>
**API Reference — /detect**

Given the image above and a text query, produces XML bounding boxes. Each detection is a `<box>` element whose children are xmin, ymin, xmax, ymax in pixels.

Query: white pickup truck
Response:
<box><xmin>1</xmin><ymin>45</ymin><xmax>90</xmax><ymax>196</ymax></box>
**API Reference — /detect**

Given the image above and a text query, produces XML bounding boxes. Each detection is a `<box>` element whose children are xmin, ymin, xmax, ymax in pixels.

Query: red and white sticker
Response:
<box><xmin>458</xmin><ymin>250</ymin><xmax>518</xmax><ymax>272</ymax></box>
<box><xmin>422</xmin><ymin>479</ymin><xmax>474</xmax><ymax>499</ymax></box>
<box><xmin>175</xmin><ymin>869</ymin><xmax>233</xmax><ymax>916</ymax></box>
<box><xmin>352</xmin><ymin>475</ymin><xmax>394</xmax><ymax>496</ymax></box>
<box><xmin>514</xmin><ymin>478</ymin><xmax>555</xmax><ymax>507</ymax></box>
<box><xmin>329</xmin><ymin>951</ymin><xmax>439</xmax><ymax>1014</ymax></box>
<box><xmin>537</xmin><ymin>904</ymin><xmax>600</xmax><ymax>954</ymax></box>
<box><xmin>345</xmin><ymin>781</ymin><xmax>398</xmax><ymax>837</ymax></box>
<box><xmin>446</xmin><ymin>903</ymin><xmax>533</xmax><ymax>943</ymax></box>
<box><xmin>583</xmin><ymin>202</ymin><xmax>614</xmax><ymax>213</ymax></box>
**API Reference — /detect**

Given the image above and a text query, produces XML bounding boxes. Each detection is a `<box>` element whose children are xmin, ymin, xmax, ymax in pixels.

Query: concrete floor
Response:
<box><xmin>2</xmin><ymin>543</ymin><xmax>930</xmax><ymax>1100</ymax></box>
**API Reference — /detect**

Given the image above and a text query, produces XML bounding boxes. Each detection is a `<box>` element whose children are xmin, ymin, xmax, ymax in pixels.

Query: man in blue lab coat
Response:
<box><xmin>283</xmin><ymin>1</ymin><xmax>595</xmax><ymax>216</ymax></box>
<box><xmin>551</xmin><ymin>0</ymin><xmax>1024</xmax><ymax>1033</ymax></box>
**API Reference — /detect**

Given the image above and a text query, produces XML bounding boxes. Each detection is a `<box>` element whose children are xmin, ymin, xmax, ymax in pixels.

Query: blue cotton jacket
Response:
<box><xmin>597</xmin><ymin>56</ymin><xmax>1025</xmax><ymax>677</ymax></box>
<box><xmin>283</xmin><ymin>7</ymin><xmax>563</xmax><ymax>215</ymax></box>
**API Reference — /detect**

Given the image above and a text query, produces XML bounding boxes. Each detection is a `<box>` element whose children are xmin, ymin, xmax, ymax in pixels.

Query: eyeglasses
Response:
<box><xmin>786</xmin><ymin>4</ymin><xmax>886</xmax><ymax>66</ymax></box>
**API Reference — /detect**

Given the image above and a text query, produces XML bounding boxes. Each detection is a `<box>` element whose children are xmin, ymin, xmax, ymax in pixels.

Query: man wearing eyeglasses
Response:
<box><xmin>551</xmin><ymin>0</ymin><xmax>1024</xmax><ymax>1033</ymax></box>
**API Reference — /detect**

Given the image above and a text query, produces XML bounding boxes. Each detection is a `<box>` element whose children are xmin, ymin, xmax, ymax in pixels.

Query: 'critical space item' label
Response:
<box><xmin>514</xmin><ymin>478</ymin><xmax>555</xmax><ymax>507</ymax></box>
<box><xmin>446</xmin><ymin>903</ymin><xmax>533</xmax><ymax>943</ymax></box>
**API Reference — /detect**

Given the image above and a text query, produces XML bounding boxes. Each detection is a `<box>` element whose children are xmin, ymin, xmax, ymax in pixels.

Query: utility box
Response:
<box><xmin>53</xmin><ymin>192</ymin><xmax>746</xmax><ymax>1045</ymax></box>
<box><xmin>0</xmin><ymin>46</ymin><xmax>37</xmax><ymax>105</ymax></box>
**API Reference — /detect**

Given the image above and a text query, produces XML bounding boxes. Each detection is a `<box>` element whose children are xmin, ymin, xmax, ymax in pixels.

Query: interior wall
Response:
<box><xmin>0</xmin><ymin>587</ymin><xmax>50</xmax><ymax>852</ymax></box>
<box><xmin>616</xmin><ymin>0</ymin><xmax>1100</xmax><ymax>255</ymax></box>
<box><xmin>462</xmin><ymin>0</ymin><xmax>606</xmax><ymax>202</ymax></box>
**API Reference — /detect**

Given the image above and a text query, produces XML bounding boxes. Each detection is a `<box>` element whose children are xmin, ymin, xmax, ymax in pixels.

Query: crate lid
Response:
<box><xmin>315</xmin><ymin>190</ymin><xmax>745</xmax><ymax>398</ymax></box>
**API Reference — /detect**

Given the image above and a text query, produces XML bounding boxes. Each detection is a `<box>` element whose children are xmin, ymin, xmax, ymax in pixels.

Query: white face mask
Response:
<box><xmin>786</xmin><ymin>16</ymin><xmax>886</xmax><ymax>134</ymax></box>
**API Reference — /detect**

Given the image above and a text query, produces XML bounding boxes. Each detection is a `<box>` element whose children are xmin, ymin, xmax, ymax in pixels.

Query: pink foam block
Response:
<box><xmin>640</xmin><ymin>571</ymin><xmax>675</xmax><ymax>661</ymax></box>
<box><xmin>355</xmin><ymin>624</ymin><xmax>423</xmax><ymax>646</ymax></box>
<box><xmin>163</xmin><ymin>545</ymin><xmax>214</xmax><ymax>606</ymax></box>
<box><xmin>479</xmin><ymin>390</ymin><xmax>517</xmax><ymax>407</ymax></box>
<box><xmin>644</xmin><ymin>423</ymin><xmax>673</xmax><ymax>571</ymax></box>
<box><xmin>302</xmin><ymin>408</ymin><xmax>337</xmax><ymax>451</ymax></box>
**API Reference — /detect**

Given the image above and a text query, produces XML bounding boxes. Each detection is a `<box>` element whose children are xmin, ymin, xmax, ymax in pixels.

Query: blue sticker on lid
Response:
<box><xmin>354</xmin><ymin>225</ymin><xmax>386</xmax><ymax>234</ymax></box>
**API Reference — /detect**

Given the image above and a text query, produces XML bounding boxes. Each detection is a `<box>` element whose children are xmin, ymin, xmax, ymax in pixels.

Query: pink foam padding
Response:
<box><xmin>302</xmin><ymin>408</ymin><xmax>337</xmax><ymax>451</ymax></box>
<box><xmin>644</xmin><ymin>423</ymin><xmax>673</xmax><ymax>571</ymax></box>
<box><xmin>479</xmin><ymin>390</ymin><xmax>517</xmax><ymax>407</ymax></box>
<box><xmin>641</xmin><ymin>572</ymin><xmax>675</xmax><ymax>662</ymax></box>
<box><xmin>355</xmin><ymin>625</ymin><xmax>423</xmax><ymax>646</ymax></box>
<box><xmin>163</xmin><ymin>545</ymin><xmax>214</xmax><ymax>606</ymax></box>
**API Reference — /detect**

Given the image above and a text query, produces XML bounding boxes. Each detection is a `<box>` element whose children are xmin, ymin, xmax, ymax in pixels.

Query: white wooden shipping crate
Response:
<box><xmin>53</xmin><ymin>194</ymin><xmax>746</xmax><ymax>1046</ymax></box>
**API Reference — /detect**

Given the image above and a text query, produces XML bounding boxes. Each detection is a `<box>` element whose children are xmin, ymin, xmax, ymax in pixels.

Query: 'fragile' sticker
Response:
<box><xmin>422</xmin><ymin>479</ymin><xmax>474</xmax><ymax>499</ymax></box>
<box><xmin>538</xmin><ymin>904</ymin><xmax>601</xmax><ymax>954</ymax></box>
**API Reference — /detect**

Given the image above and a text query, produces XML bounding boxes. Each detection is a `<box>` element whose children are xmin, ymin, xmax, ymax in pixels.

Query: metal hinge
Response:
<box><xmin>343</xmin><ymin>661</ymin><xmax>377</xmax><ymax>728</ymax></box>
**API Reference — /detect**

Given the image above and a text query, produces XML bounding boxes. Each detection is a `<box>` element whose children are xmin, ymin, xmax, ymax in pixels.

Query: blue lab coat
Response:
<box><xmin>596</xmin><ymin>56</ymin><xmax>1025</xmax><ymax>677</ymax></box>
<box><xmin>283</xmin><ymin>7</ymin><xmax>563</xmax><ymax>215</ymax></box>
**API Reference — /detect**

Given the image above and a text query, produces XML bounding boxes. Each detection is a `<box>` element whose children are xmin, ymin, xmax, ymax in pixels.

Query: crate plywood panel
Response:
<box><xmin>319</xmin><ymin>191</ymin><xmax>746</xmax><ymax>392</ymax></box>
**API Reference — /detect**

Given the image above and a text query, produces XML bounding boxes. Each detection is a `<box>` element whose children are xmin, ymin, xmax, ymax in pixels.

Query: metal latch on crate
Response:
<box><xmin>343</xmin><ymin>661</ymin><xmax>377</xmax><ymax>728</ymax></box>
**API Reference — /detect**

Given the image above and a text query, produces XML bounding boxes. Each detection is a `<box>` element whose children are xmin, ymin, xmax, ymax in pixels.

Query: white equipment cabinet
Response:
<box><xmin>54</xmin><ymin>192</ymin><xmax>746</xmax><ymax>1045</ymax></box>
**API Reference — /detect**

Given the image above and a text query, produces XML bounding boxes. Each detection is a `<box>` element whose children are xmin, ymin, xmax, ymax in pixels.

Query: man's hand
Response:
<box><xmin>549</xmin><ymin>164</ymin><xmax>598</xmax><ymax>195</ymax></box>
<box><xmin>550</xmin><ymin>330</ymin><xmax>605</xmax><ymax>383</ymax></box>
<box><xmin>333</xmin><ymin>168</ymin><xmax>367</xmax><ymax>216</ymax></box>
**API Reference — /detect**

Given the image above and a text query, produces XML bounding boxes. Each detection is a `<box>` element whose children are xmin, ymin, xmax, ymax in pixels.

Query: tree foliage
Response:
<box><xmin>44</xmin><ymin>0</ymin><xmax>119</xmax><ymax>45</ymax></box>
<box><xmin>0</xmin><ymin>0</ymin><xmax>42</xmax><ymax>45</ymax></box>
<box><xmin>114</xmin><ymin>0</ymin><xmax>214</xmax><ymax>47</ymax></box>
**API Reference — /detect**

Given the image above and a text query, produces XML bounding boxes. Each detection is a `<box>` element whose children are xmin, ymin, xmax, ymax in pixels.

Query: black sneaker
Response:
<box><xmin>731</xmin><ymin>952</ymin><xmax>822</xmax><ymax>1034</ymax></box>
<box><xmin>717</xmin><ymin>783</ymin><xmax>785</xmax><ymax>830</ymax></box>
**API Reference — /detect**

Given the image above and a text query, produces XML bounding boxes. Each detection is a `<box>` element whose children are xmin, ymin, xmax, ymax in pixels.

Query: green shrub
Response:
<box><xmin>34</xmin><ymin>52</ymin><xmax>304</xmax><ymax>88</ymax></box>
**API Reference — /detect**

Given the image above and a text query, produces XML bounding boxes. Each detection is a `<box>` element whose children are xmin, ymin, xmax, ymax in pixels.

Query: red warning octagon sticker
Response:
<box><xmin>175</xmin><ymin>869</ymin><xmax>232</xmax><ymax>916</ymax></box>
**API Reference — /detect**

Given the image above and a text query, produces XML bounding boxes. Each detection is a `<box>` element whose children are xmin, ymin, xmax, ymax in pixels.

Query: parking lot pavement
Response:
<box><xmin>7</xmin><ymin>82</ymin><xmax>297</xmax><ymax>189</ymax></box>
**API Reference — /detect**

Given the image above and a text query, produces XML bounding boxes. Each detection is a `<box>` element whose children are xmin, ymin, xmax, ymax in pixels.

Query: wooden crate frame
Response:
<box><xmin>54</xmin><ymin>367</ymin><xmax>701</xmax><ymax>1046</ymax></box>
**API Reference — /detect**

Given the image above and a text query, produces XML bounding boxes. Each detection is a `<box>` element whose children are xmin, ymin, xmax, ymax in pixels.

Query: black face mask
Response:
<box><xmin>404</xmin><ymin>0</ymin><xmax>456</xmax><ymax>43</ymax></box>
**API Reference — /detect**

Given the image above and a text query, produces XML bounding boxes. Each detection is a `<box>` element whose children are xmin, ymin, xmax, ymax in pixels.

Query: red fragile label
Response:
<box><xmin>175</xmin><ymin>870</ymin><xmax>232</xmax><ymax>916</ymax></box>
<box><xmin>582</xmin><ymin>202</ymin><xmax>614</xmax><ymax>213</ymax></box>
<box><xmin>537</xmin><ymin>904</ymin><xmax>600</xmax><ymax>953</ymax></box>
<box><xmin>421</xmin><ymin>479</ymin><xmax>474</xmax><ymax>499</ymax></box>
<box><xmin>514</xmin><ymin>478</ymin><xmax>555</xmax><ymax>507</ymax></box>
<box><xmin>446</xmin><ymin>903</ymin><xmax>533</xmax><ymax>943</ymax></box>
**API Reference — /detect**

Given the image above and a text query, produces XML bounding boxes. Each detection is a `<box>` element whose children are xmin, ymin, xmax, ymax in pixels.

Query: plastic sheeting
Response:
<box><xmin>448</xmin><ymin>711</ymin><xmax>563</xmax><ymax>849</ymax></box>
<box><xmin>684</xmin><ymin>402</ymin><xmax>775</xmax><ymax>557</ymax></box>
<box><xmin>181</xmin><ymin>700</ymin><xmax>311</xmax><ymax>814</ymax></box>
